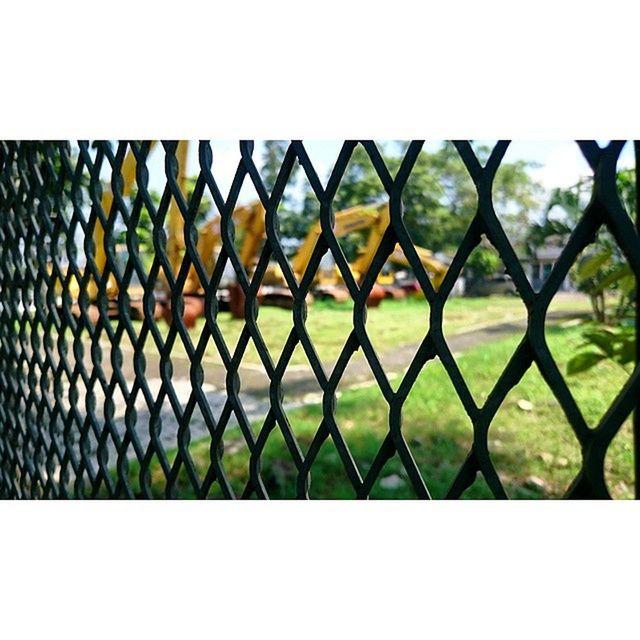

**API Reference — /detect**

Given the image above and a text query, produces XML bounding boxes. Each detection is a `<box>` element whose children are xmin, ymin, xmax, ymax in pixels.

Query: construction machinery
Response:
<box><xmin>103</xmin><ymin>140</ymin><xmax>189</xmax><ymax>321</ymax></box>
<box><xmin>259</xmin><ymin>201</ymin><xmax>448</xmax><ymax>307</ymax></box>
<box><xmin>52</xmin><ymin>141</ymin><xmax>153</xmax><ymax>320</ymax></box>
<box><xmin>183</xmin><ymin>200</ymin><xmax>266</xmax><ymax>296</ymax></box>
<box><xmin>349</xmin><ymin>202</ymin><xmax>448</xmax><ymax>294</ymax></box>
<box><xmin>383</xmin><ymin>241</ymin><xmax>448</xmax><ymax>293</ymax></box>
<box><xmin>257</xmin><ymin>204</ymin><xmax>383</xmax><ymax>306</ymax></box>
<box><xmin>50</xmin><ymin>141</ymin><xmax>191</xmax><ymax>323</ymax></box>
<box><xmin>176</xmin><ymin>200</ymin><xmax>267</xmax><ymax>322</ymax></box>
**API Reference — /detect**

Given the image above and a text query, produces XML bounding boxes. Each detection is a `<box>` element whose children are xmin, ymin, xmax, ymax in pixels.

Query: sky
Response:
<box><xmin>136</xmin><ymin>140</ymin><xmax>636</xmax><ymax>211</ymax></box>
<box><xmin>68</xmin><ymin>140</ymin><xmax>634</xmax><ymax>270</ymax></box>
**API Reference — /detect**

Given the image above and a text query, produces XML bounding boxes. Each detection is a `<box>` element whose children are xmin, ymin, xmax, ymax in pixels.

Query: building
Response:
<box><xmin>525</xmin><ymin>234</ymin><xmax>573</xmax><ymax>292</ymax></box>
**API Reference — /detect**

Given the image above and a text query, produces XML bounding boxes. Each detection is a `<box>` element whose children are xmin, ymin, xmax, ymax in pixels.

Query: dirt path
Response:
<box><xmin>120</xmin><ymin>308</ymin><xmax>586</xmax><ymax>400</ymax></box>
<box><xmin>33</xmin><ymin>307</ymin><xmax>588</xmax><ymax>469</ymax></box>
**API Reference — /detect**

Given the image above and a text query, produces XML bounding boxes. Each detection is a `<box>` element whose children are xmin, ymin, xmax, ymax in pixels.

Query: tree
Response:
<box><xmin>261</xmin><ymin>140</ymin><xmax>310</xmax><ymax>245</ymax></box>
<box><xmin>262</xmin><ymin>140</ymin><xmax>290</xmax><ymax>194</ymax></box>
<box><xmin>327</xmin><ymin>142</ymin><xmax>543</xmax><ymax>259</ymax></box>
<box><xmin>534</xmin><ymin>171</ymin><xmax>636</xmax><ymax>326</ymax></box>
<box><xmin>491</xmin><ymin>157</ymin><xmax>545</xmax><ymax>254</ymax></box>
<box><xmin>465</xmin><ymin>246</ymin><xmax>501</xmax><ymax>283</ymax></box>
<box><xmin>255</xmin><ymin>142</ymin><xmax>545</xmax><ymax>271</ymax></box>
<box><xmin>551</xmin><ymin>167</ymin><xmax>638</xmax><ymax>376</ymax></box>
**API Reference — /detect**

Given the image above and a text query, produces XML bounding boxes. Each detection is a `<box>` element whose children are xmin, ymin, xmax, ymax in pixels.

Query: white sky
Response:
<box><xmin>138</xmin><ymin>140</ymin><xmax>636</xmax><ymax>211</ymax></box>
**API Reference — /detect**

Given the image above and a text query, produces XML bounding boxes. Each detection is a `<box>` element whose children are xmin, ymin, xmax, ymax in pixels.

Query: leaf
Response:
<box><xmin>567</xmin><ymin>351</ymin><xmax>607</xmax><ymax>375</ymax></box>
<box><xmin>576</xmin><ymin>249</ymin><xmax>612</xmax><ymax>280</ymax></box>
<box><xmin>619</xmin><ymin>274</ymin><xmax>636</xmax><ymax>296</ymax></box>
<box><xmin>615</xmin><ymin>338</ymin><xmax>637</xmax><ymax>366</ymax></box>
<box><xmin>582</xmin><ymin>330</ymin><xmax>616</xmax><ymax>357</ymax></box>
<box><xmin>589</xmin><ymin>263</ymin><xmax>632</xmax><ymax>293</ymax></box>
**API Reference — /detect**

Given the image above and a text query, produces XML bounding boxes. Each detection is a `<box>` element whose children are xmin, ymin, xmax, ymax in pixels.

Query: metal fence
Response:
<box><xmin>0</xmin><ymin>140</ymin><xmax>638</xmax><ymax>499</ymax></box>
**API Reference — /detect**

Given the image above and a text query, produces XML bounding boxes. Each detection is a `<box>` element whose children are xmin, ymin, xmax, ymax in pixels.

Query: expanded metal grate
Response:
<box><xmin>0</xmin><ymin>140</ymin><xmax>638</xmax><ymax>499</ymax></box>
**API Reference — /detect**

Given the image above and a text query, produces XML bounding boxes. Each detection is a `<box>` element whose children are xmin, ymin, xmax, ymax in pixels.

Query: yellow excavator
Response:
<box><xmin>347</xmin><ymin>202</ymin><xmax>448</xmax><ymax>301</ymax></box>
<box><xmin>259</xmin><ymin>201</ymin><xmax>448</xmax><ymax>306</ymax></box>
<box><xmin>183</xmin><ymin>200</ymin><xmax>266</xmax><ymax>296</ymax></box>
<box><xmin>103</xmin><ymin>140</ymin><xmax>189</xmax><ymax>321</ymax></box>
<box><xmin>386</xmin><ymin>243</ymin><xmax>448</xmax><ymax>292</ymax></box>
<box><xmin>174</xmin><ymin>200</ymin><xmax>267</xmax><ymax>322</ymax></box>
<box><xmin>255</xmin><ymin>203</ymin><xmax>381</xmax><ymax>306</ymax></box>
<box><xmin>51</xmin><ymin>141</ymin><xmax>190</xmax><ymax>322</ymax></box>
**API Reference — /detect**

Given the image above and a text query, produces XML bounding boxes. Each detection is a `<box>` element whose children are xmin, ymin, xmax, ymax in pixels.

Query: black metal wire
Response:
<box><xmin>0</xmin><ymin>140</ymin><xmax>637</xmax><ymax>499</ymax></box>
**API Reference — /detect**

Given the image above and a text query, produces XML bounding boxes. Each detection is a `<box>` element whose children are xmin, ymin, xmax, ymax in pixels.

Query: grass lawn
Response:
<box><xmin>123</xmin><ymin>293</ymin><xmax>593</xmax><ymax>367</ymax></box>
<box><xmin>127</xmin><ymin>320</ymin><xmax>634</xmax><ymax>499</ymax></box>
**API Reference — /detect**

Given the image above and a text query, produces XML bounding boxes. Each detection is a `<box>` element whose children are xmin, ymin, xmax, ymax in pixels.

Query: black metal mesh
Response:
<box><xmin>0</xmin><ymin>140</ymin><xmax>637</xmax><ymax>499</ymax></box>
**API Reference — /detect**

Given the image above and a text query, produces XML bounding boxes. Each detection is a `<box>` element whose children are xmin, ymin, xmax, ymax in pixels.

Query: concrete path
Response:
<box><xmin>110</xmin><ymin>308</ymin><xmax>585</xmax><ymax>401</ymax></box>
<box><xmin>42</xmin><ymin>308</ymin><xmax>587</xmax><ymax>466</ymax></box>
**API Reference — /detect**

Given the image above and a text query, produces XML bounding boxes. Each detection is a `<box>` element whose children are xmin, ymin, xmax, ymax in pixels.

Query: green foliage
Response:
<box><xmin>532</xmin><ymin>167</ymin><xmax>637</xmax><ymax>325</ymax></box>
<box><xmin>329</xmin><ymin>142</ymin><xmax>542</xmax><ymax>256</ymax></box>
<box><xmin>132</xmin><ymin>323</ymin><xmax>634</xmax><ymax>499</ymax></box>
<box><xmin>262</xmin><ymin>140</ymin><xmax>292</xmax><ymax>195</ymax></box>
<box><xmin>491</xmin><ymin>157</ymin><xmax>545</xmax><ymax>252</ymax></box>
<box><xmin>465</xmin><ymin>245</ymin><xmax>501</xmax><ymax>282</ymax></box>
<box><xmin>529</xmin><ymin>162</ymin><xmax>637</xmax><ymax>378</ymax></box>
<box><xmin>566</xmin><ymin>351</ymin><xmax>607</xmax><ymax>375</ymax></box>
<box><xmin>567</xmin><ymin>325</ymin><xmax>635</xmax><ymax>375</ymax></box>
<box><xmin>576</xmin><ymin>248</ymin><xmax>613</xmax><ymax>280</ymax></box>
<box><xmin>257</xmin><ymin>142</ymin><xmax>543</xmax><ymax>262</ymax></box>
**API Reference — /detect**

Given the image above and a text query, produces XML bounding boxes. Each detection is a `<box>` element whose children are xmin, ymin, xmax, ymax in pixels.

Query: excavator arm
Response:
<box><xmin>290</xmin><ymin>204</ymin><xmax>382</xmax><ymax>278</ymax></box>
<box><xmin>89</xmin><ymin>140</ymin><xmax>190</xmax><ymax>302</ymax></box>
<box><xmin>183</xmin><ymin>200</ymin><xmax>267</xmax><ymax>295</ymax></box>
<box><xmin>234</xmin><ymin>201</ymin><xmax>267</xmax><ymax>269</ymax></box>
<box><xmin>89</xmin><ymin>140</ymin><xmax>158</xmax><ymax>300</ymax></box>
<box><xmin>348</xmin><ymin>202</ymin><xmax>391</xmax><ymax>281</ymax></box>
<box><xmin>387</xmin><ymin>243</ymin><xmax>448</xmax><ymax>290</ymax></box>
<box><xmin>332</xmin><ymin>201</ymin><xmax>447</xmax><ymax>291</ymax></box>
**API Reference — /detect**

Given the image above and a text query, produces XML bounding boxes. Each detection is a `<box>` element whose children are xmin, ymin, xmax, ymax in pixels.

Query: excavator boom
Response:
<box><xmin>183</xmin><ymin>200</ymin><xmax>266</xmax><ymax>296</ymax></box>
<box><xmin>89</xmin><ymin>140</ymin><xmax>158</xmax><ymax>301</ymax></box>
<box><xmin>290</xmin><ymin>204</ymin><xmax>382</xmax><ymax>278</ymax></box>
<box><xmin>388</xmin><ymin>244</ymin><xmax>448</xmax><ymax>290</ymax></box>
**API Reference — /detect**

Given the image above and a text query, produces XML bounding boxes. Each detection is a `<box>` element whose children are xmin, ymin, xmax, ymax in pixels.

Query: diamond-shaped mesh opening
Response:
<box><xmin>210</xmin><ymin>306</ymin><xmax>244</xmax><ymax>361</ymax></box>
<box><xmin>362</xmin><ymin>297</ymin><xmax>430</xmax><ymax>390</ymax></box>
<box><xmin>333</xmin><ymin>370</ymin><xmax>389</xmax><ymax>479</ymax></box>
<box><xmin>331</xmin><ymin>144</ymin><xmax>388</xmax><ymax>284</ymax></box>
<box><xmin>444</xmin><ymin>239</ymin><xmax>528</xmax><ymax>405</ymax></box>
<box><xmin>306</xmin><ymin>430</ymin><xmax>356</xmax><ymax>499</ymax></box>
<box><xmin>247</xmin><ymin>422</ymin><xmax>299</xmax><ymax>499</ymax></box>
<box><xmin>403</xmin><ymin>141</ymin><xmax>478</xmax><ymax>258</ymax></box>
<box><xmin>304</xmin><ymin>296</ymin><xmax>356</xmax><ymax>372</ymax></box>
<box><xmin>253</xmin><ymin>306</ymin><xmax>294</xmax><ymax>366</ymax></box>
<box><xmin>368</xmin><ymin>457</ymin><xmax>411</xmax><ymax>498</ymax></box>
<box><xmin>299</xmin><ymin>141</ymin><xmax>343</xmax><ymax>187</ymax></box>
<box><xmin>229</xmin><ymin>195</ymin><xmax>263</xmax><ymax>278</ymax></box>
<box><xmin>605</xmin><ymin>419</ymin><xmax>634</xmax><ymax>499</ymax></box>
<box><xmin>487</xmin><ymin>364</ymin><xmax>583</xmax><ymax>498</ymax></box>
<box><xmin>261</xmin><ymin>142</ymin><xmax>306</xmax><ymax>289</ymax></box>
<box><xmin>280</xmin><ymin>341</ymin><xmax>324</xmax><ymax>420</ymax></box>
<box><xmin>400</xmin><ymin>357</ymin><xmax>474</xmax><ymax>499</ymax></box>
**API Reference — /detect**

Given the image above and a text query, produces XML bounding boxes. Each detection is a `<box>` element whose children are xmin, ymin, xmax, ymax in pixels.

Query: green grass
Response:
<box><xmin>125</xmin><ymin>320</ymin><xmax>634</xmax><ymax>499</ymax></box>
<box><xmin>116</xmin><ymin>292</ymin><xmax>592</xmax><ymax>367</ymax></box>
